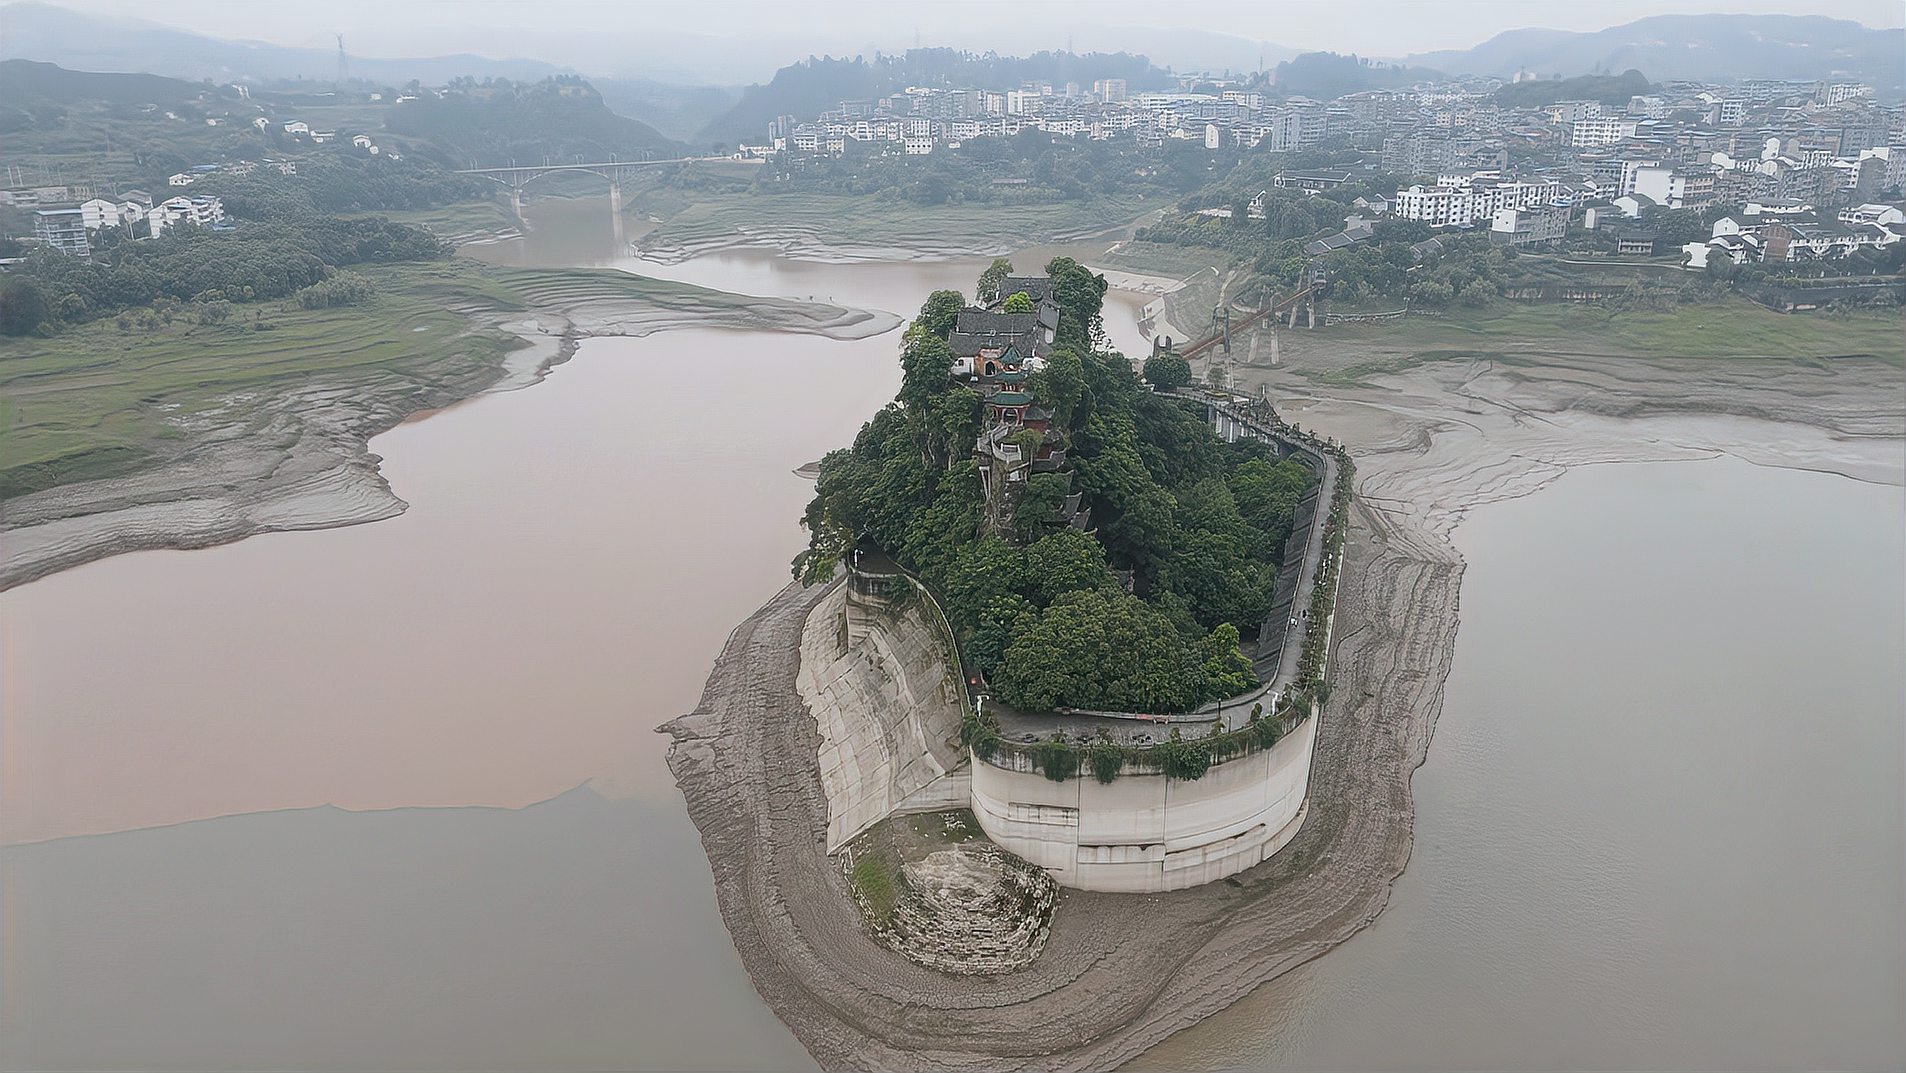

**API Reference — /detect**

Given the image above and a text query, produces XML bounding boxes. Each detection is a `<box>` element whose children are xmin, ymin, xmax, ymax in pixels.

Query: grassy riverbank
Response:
<box><xmin>1305</xmin><ymin>299</ymin><xmax>1905</xmax><ymax>388</ymax></box>
<box><xmin>0</xmin><ymin>256</ymin><xmax>873</xmax><ymax>501</ymax></box>
<box><xmin>632</xmin><ymin>188</ymin><xmax>1167</xmax><ymax>256</ymax></box>
<box><xmin>0</xmin><ymin>261</ymin><xmax>509</xmax><ymax>498</ymax></box>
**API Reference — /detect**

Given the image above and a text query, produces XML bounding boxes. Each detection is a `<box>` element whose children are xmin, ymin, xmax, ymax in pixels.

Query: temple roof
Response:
<box><xmin>996</xmin><ymin>275</ymin><xmax>1053</xmax><ymax>304</ymax></box>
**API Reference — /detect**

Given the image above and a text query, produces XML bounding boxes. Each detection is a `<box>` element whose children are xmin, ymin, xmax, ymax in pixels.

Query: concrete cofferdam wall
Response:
<box><xmin>970</xmin><ymin>714</ymin><xmax>1318</xmax><ymax>893</ymax></box>
<box><xmin>796</xmin><ymin>581</ymin><xmax>970</xmax><ymax>852</ymax></box>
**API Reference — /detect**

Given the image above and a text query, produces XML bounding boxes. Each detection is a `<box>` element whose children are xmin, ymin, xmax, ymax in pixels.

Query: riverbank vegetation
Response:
<box><xmin>794</xmin><ymin>263</ymin><xmax>1316</xmax><ymax>714</ymax></box>
<box><xmin>0</xmin><ymin>257</ymin><xmax>827</xmax><ymax>500</ymax></box>
<box><xmin>0</xmin><ymin>214</ymin><xmax>449</xmax><ymax>337</ymax></box>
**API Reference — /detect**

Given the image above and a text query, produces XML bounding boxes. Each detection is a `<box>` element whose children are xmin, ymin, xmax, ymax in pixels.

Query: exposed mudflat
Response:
<box><xmin>663</xmin><ymin>338</ymin><xmax>1902</xmax><ymax>1071</ymax></box>
<box><xmin>0</xmin><ymin>290</ymin><xmax>895</xmax><ymax>591</ymax></box>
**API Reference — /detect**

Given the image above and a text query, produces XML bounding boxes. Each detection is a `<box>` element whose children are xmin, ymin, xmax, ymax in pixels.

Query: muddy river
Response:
<box><xmin>3</xmin><ymin>199</ymin><xmax>1900</xmax><ymax>1070</ymax></box>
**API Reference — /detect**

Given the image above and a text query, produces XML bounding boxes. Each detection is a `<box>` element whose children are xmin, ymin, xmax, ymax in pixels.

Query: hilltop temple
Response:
<box><xmin>951</xmin><ymin>278</ymin><xmax>1086</xmax><ymax>537</ymax></box>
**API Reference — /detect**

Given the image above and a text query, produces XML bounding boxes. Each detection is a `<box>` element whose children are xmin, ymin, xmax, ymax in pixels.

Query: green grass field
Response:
<box><xmin>1312</xmin><ymin>298</ymin><xmax>1904</xmax><ymax>386</ymax></box>
<box><xmin>636</xmin><ymin>189</ymin><xmax>1166</xmax><ymax>252</ymax></box>
<box><xmin>0</xmin><ymin>256</ymin><xmax>855</xmax><ymax>500</ymax></box>
<box><xmin>0</xmin><ymin>260</ymin><xmax>532</xmax><ymax>498</ymax></box>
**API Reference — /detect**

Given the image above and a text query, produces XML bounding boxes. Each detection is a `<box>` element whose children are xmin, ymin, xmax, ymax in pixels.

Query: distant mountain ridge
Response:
<box><xmin>0</xmin><ymin>57</ymin><xmax>210</xmax><ymax>105</ymax></box>
<box><xmin>0</xmin><ymin>1</ymin><xmax>567</xmax><ymax>85</ymax></box>
<box><xmin>1406</xmin><ymin>14</ymin><xmax>1904</xmax><ymax>91</ymax></box>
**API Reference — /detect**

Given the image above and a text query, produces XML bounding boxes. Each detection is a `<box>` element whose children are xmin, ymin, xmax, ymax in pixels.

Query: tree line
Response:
<box><xmin>0</xmin><ymin>213</ymin><xmax>446</xmax><ymax>336</ymax></box>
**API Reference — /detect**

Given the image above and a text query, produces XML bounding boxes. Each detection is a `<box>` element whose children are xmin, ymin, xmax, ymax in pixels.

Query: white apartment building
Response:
<box><xmin>1546</xmin><ymin>100</ymin><xmax>1602</xmax><ymax>123</ymax></box>
<box><xmin>1821</xmin><ymin>82</ymin><xmax>1873</xmax><ymax>105</ymax></box>
<box><xmin>147</xmin><ymin>195</ymin><xmax>226</xmax><ymax>237</ymax></box>
<box><xmin>1627</xmin><ymin>95</ymin><xmax>1669</xmax><ymax>118</ymax></box>
<box><xmin>1630</xmin><ymin>165</ymin><xmax>1716</xmax><ymax>209</ymax></box>
<box><xmin>1571</xmin><ymin>117</ymin><xmax>1640</xmax><ymax>147</ymax></box>
<box><xmin>1395</xmin><ymin>174</ymin><xmax>1563</xmax><ymax>228</ymax></box>
<box><xmin>77</xmin><ymin>197</ymin><xmax>147</xmax><ymax>231</ymax></box>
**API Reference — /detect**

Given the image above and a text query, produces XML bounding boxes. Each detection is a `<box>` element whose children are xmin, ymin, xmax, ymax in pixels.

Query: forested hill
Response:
<box><xmin>1492</xmin><ymin>69</ymin><xmax>1654</xmax><ymax>109</ymax></box>
<box><xmin>386</xmin><ymin>76</ymin><xmax>677</xmax><ymax>166</ymax></box>
<box><xmin>795</xmin><ymin>263</ymin><xmax>1317</xmax><ymax>715</ymax></box>
<box><xmin>701</xmin><ymin>49</ymin><xmax>1172</xmax><ymax>145</ymax></box>
<box><xmin>0</xmin><ymin>57</ymin><xmax>213</xmax><ymax>106</ymax></box>
<box><xmin>1269</xmin><ymin>53</ymin><xmax>1442</xmax><ymax>99</ymax></box>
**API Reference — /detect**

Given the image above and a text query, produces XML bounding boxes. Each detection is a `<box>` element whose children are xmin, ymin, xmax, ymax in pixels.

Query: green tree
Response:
<box><xmin>1199</xmin><ymin>622</ymin><xmax>1257</xmax><ymax>698</ymax></box>
<box><xmin>1003</xmin><ymin>291</ymin><xmax>1035</xmax><ymax>313</ymax></box>
<box><xmin>1045</xmin><ymin>256</ymin><xmax>1107</xmax><ymax>350</ymax></box>
<box><xmin>1027</xmin><ymin>345</ymin><xmax>1086</xmax><ymax>429</ymax></box>
<box><xmin>977</xmin><ymin>256</ymin><xmax>1013</xmax><ymax>305</ymax></box>
<box><xmin>911</xmin><ymin>288</ymin><xmax>965</xmax><ymax>340</ymax></box>
<box><xmin>0</xmin><ymin>277</ymin><xmax>50</xmax><ymax>336</ymax></box>
<box><xmin>1142</xmin><ymin>353</ymin><xmax>1192</xmax><ymax>391</ymax></box>
<box><xmin>996</xmin><ymin>589</ymin><xmax>1209</xmax><ymax>713</ymax></box>
<box><xmin>899</xmin><ymin>332</ymin><xmax>956</xmax><ymax>414</ymax></box>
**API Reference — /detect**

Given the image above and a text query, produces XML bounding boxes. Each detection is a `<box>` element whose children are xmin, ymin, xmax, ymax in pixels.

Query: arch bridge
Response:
<box><xmin>456</xmin><ymin>157</ymin><xmax>754</xmax><ymax>235</ymax></box>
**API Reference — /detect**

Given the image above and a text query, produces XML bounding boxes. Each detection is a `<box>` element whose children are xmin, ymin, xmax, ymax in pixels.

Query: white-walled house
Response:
<box><xmin>148</xmin><ymin>195</ymin><xmax>227</xmax><ymax>237</ymax></box>
<box><xmin>1839</xmin><ymin>203</ymin><xmax>1905</xmax><ymax>227</ymax></box>
<box><xmin>79</xmin><ymin>198</ymin><xmax>121</xmax><ymax>230</ymax></box>
<box><xmin>77</xmin><ymin>198</ymin><xmax>146</xmax><ymax>231</ymax></box>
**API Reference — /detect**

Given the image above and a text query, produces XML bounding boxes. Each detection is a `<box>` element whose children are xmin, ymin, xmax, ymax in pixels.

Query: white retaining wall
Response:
<box><xmin>969</xmin><ymin>714</ymin><xmax>1318</xmax><ymax>892</ymax></box>
<box><xmin>797</xmin><ymin>583</ymin><xmax>969</xmax><ymax>851</ymax></box>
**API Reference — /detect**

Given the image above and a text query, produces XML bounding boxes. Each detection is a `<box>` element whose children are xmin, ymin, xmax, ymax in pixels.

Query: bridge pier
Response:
<box><xmin>609</xmin><ymin>180</ymin><xmax>624</xmax><ymax>245</ymax></box>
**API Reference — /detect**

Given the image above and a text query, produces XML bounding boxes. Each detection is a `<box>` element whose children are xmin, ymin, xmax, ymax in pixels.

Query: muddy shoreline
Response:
<box><xmin>662</xmin><ymin>343</ymin><xmax>1902</xmax><ymax>1070</ymax></box>
<box><xmin>0</xmin><ymin>289</ymin><xmax>896</xmax><ymax>591</ymax></box>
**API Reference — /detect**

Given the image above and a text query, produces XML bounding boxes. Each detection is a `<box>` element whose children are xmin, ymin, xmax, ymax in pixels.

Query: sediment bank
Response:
<box><xmin>663</xmin><ymin>345</ymin><xmax>1902</xmax><ymax>1070</ymax></box>
<box><xmin>0</xmin><ymin>286</ymin><xmax>896</xmax><ymax>591</ymax></box>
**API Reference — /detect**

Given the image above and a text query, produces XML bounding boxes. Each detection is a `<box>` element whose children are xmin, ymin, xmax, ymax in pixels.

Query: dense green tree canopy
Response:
<box><xmin>794</xmin><ymin>278</ymin><xmax>1319</xmax><ymax>714</ymax></box>
<box><xmin>1044</xmin><ymin>256</ymin><xmax>1108</xmax><ymax>350</ymax></box>
<box><xmin>1142</xmin><ymin>353</ymin><xmax>1192</xmax><ymax>390</ymax></box>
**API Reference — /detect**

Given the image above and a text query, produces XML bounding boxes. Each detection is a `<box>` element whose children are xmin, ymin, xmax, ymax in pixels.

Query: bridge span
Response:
<box><xmin>455</xmin><ymin>157</ymin><xmax>756</xmax><ymax>234</ymax></box>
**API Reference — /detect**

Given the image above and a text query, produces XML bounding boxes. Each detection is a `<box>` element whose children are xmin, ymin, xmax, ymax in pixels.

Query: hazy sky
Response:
<box><xmin>37</xmin><ymin>0</ymin><xmax>1906</xmax><ymax>69</ymax></box>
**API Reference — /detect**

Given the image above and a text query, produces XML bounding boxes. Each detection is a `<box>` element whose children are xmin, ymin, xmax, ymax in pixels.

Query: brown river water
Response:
<box><xmin>3</xmin><ymin>198</ymin><xmax>1901</xmax><ymax>1070</ymax></box>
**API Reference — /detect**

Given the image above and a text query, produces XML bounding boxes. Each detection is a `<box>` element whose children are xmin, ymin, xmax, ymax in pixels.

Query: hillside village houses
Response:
<box><xmin>751</xmin><ymin>69</ymin><xmax>1901</xmax><ymax>269</ymax></box>
<box><xmin>10</xmin><ymin>107</ymin><xmax>401</xmax><ymax>258</ymax></box>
